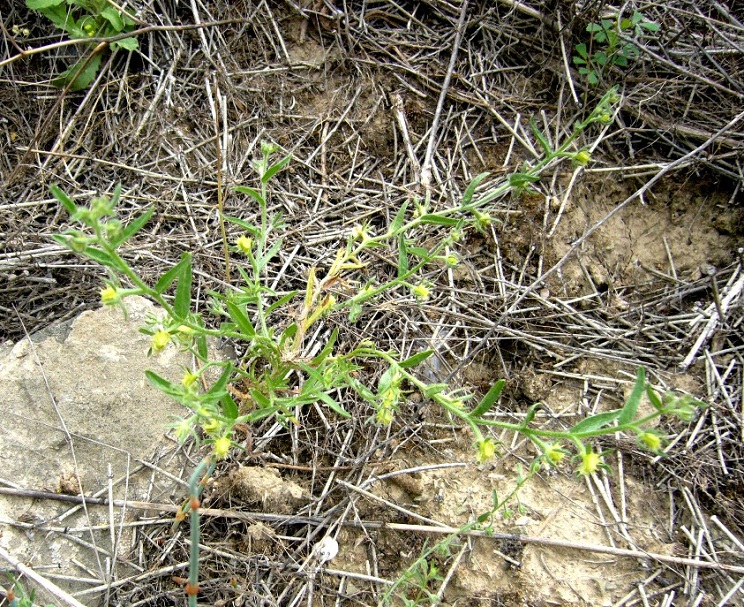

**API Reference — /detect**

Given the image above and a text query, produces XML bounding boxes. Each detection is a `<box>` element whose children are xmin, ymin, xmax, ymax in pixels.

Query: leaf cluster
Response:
<box><xmin>26</xmin><ymin>0</ymin><xmax>138</xmax><ymax>90</ymax></box>
<box><xmin>573</xmin><ymin>11</ymin><xmax>659</xmax><ymax>86</ymax></box>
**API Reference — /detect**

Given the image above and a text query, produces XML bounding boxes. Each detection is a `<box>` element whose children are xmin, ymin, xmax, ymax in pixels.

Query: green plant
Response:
<box><xmin>49</xmin><ymin>88</ymin><xmax>703</xmax><ymax>603</ymax></box>
<box><xmin>573</xmin><ymin>11</ymin><xmax>660</xmax><ymax>86</ymax></box>
<box><xmin>383</xmin><ymin>463</ymin><xmax>537</xmax><ymax>606</ymax></box>
<box><xmin>3</xmin><ymin>577</ymin><xmax>54</xmax><ymax>607</ymax></box>
<box><xmin>25</xmin><ymin>0</ymin><xmax>138</xmax><ymax>90</ymax></box>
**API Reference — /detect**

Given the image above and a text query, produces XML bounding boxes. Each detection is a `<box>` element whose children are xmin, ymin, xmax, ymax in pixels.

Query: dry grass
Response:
<box><xmin>1</xmin><ymin>0</ymin><xmax>743</xmax><ymax>605</ymax></box>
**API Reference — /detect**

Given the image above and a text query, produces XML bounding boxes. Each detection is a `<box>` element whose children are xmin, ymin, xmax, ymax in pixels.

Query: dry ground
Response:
<box><xmin>1</xmin><ymin>1</ymin><xmax>743</xmax><ymax>606</ymax></box>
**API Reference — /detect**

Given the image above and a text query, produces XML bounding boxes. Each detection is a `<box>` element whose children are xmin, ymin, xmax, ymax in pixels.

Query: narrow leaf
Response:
<box><xmin>207</xmin><ymin>364</ymin><xmax>233</xmax><ymax>396</ymax></box>
<box><xmin>462</xmin><ymin>172</ymin><xmax>490</xmax><ymax>206</ymax></box>
<box><xmin>154</xmin><ymin>253</ymin><xmax>188</xmax><ymax>294</ymax></box>
<box><xmin>418</xmin><ymin>214</ymin><xmax>460</xmax><ymax>226</ymax></box>
<box><xmin>469</xmin><ymin>379</ymin><xmax>505</xmax><ymax>418</ymax></box>
<box><xmin>399</xmin><ymin>350</ymin><xmax>434</xmax><ymax>369</ymax></box>
<box><xmin>256</xmin><ymin>239</ymin><xmax>282</xmax><ymax>273</ymax></box>
<box><xmin>50</xmin><ymin>184</ymin><xmax>77</xmax><ymax>215</ymax></box>
<box><xmin>233</xmin><ymin>186</ymin><xmax>265</xmax><ymax>208</ymax></box>
<box><xmin>311</xmin><ymin>328</ymin><xmax>338</xmax><ymax>365</ymax></box>
<box><xmin>226</xmin><ymin>300</ymin><xmax>256</xmax><ymax>337</ymax></box>
<box><xmin>530</xmin><ymin>118</ymin><xmax>552</xmax><ymax>154</ymax></box>
<box><xmin>570</xmin><ymin>410</ymin><xmax>621</xmax><ymax>434</ymax></box>
<box><xmin>390</xmin><ymin>202</ymin><xmax>409</xmax><ymax>233</ymax></box>
<box><xmin>317</xmin><ymin>391</ymin><xmax>351</xmax><ymax>418</ymax></box>
<box><xmin>618</xmin><ymin>367</ymin><xmax>646</xmax><ymax>425</ymax></box>
<box><xmin>223</xmin><ymin>213</ymin><xmax>261</xmax><ymax>234</ymax></box>
<box><xmin>82</xmin><ymin>246</ymin><xmax>116</xmax><ymax>267</ymax></box>
<box><xmin>173</xmin><ymin>252</ymin><xmax>193</xmax><ymax>319</ymax></box>
<box><xmin>110</xmin><ymin>207</ymin><xmax>154</xmax><ymax>248</ymax></box>
<box><xmin>262</xmin><ymin>153</ymin><xmax>292</xmax><ymax>183</ymax></box>
<box><xmin>145</xmin><ymin>370</ymin><xmax>181</xmax><ymax>396</ymax></box>
<box><xmin>397</xmin><ymin>234</ymin><xmax>409</xmax><ymax>279</ymax></box>
<box><xmin>266</xmin><ymin>291</ymin><xmax>298</xmax><ymax>316</ymax></box>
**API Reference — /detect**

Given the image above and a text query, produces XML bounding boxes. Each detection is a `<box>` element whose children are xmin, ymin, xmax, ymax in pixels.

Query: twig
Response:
<box><xmin>0</xmin><ymin>546</ymin><xmax>88</xmax><ymax>607</ymax></box>
<box><xmin>420</xmin><ymin>0</ymin><xmax>469</xmax><ymax>191</ymax></box>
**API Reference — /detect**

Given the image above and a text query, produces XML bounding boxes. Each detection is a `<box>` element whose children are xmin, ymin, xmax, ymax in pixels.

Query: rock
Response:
<box><xmin>0</xmin><ymin>297</ymin><xmax>196</xmax><ymax>605</ymax></box>
<box><xmin>214</xmin><ymin>465</ymin><xmax>308</xmax><ymax>514</ymax></box>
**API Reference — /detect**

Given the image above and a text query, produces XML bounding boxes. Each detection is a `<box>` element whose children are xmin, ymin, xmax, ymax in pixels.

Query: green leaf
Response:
<box><xmin>390</xmin><ymin>201</ymin><xmax>409</xmax><ymax>233</ymax></box>
<box><xmin>646</xmin><ymin>386</ymin><xmax>664</xmax><ymax>412</ymax></box>
<box><xmin>256</xmin><ymin>239</ymin><xmax>282</xmax><ymax>273</ymax></box>
<box><xmin>574</xmin><ymin>43</ymin><xmax>589</xmax><ymax>60</ymax></box>
<box><xmin>423</xmin><ymin>383</ymin><xmax>448</xmax><ymax>398</ymax></box>
<box><xmin>397</xmin><ymin>234</ymin><xmax>409</xmax><ymax>279</ymax></box>
<box><xmin>317</xmin><ymin>391</ymin><xmax>351</xmax><ymax>418</ymax></box>
<box><xmin>250</xmin><ymin>388</ymin><xmax>271</xmax><ymax>409</ymax></box>
<box><xmin>233</xmin><ymin>186</ymin><xmax>266</xmax><ymax>210</ymax></box>
<box><xmin>154</xmin><ymin>253</ymin><xmax>188</xmax><ymax>294</ymax></box>
<box><xmin>221</xmin><ymin>393</ymin><xmax>239</xmax><ymax>420</ymax></box>
<box><xmin>224</xmin><ymin>212</ymin><xmax>261</xmax><ymax>233</ymax></box>
<box><xmin>207</xmin><ymin>364</ymin><xmax>233</xmax><ymax>397</ymax></box>
<box><xmin>53</xmin><ymin>53</ymin><xmax>103</xmax><ymax>91</ymax></box>
<box><xmin>261</xmin><ymin>153</ymin><xmax>292</xmax><ymax>183</ymax></box>
<box><xmin>399</xmin><ymin>350</ymin><xmax>433</xmax><ymax>369</ymax></box>
<box><xmin>311</xmin><ymin>328</ymin><xmax>338</xmax><ymax>365</ymax></box>
<box><xmin>639</xmin><ymin>21</ymin><xmax>660</xmax><ymax>32</ymax></box>
<box><xmin>113</xmin><ymin>37</ymin><xmax>138</xmax><ymax>51</ymax></box>
<box><xmin>266</xmin><ymin>291</ymin><xmax>298</xmax><ymax>316</ymax></box>
<box><xmin>173</xmin><ymin>252</ymin><xmax>193</xmax><ymax>319</ymax></box>
<box><xmin>508</xmin><ymin>172</ymin><xmax>539</xmax><ymax>189</ymax></box>
<box><xmin>530</xmin><ymin>118</ymin><xmax>552</xmax><ymax>154</ymax></box>
<box><xmin>196</xmin><ymin>334</ymin><xmax>208</xmax><ymax>360</ymax></box>
<box><xmin>82</xmin><ymin>246</ymin><xmax>117</xmax><ymax>267</ymax></box>
<box><xmin>100</xmin><ymin>5</ymin><xmax>124</xmax><ymax>30</ymax></box>
<box><xmin>570</xmin><ymin>409</ymin><xmax>621</xmax><ymax>434</ymax></box>
<box><xmin>26</xmin><ymin>0</ymin><xmax>65</xmax><ymax>8</ymax></box>
<box><xmin>469</xmin><ymin>379</ymin><xmax>505</xmax><ymax>418</ymax></box>
<box><xmin>418</xmin><ymin>214</ymin><xmax>460</xmax><ymax>226</ymax></box>
<box><xmin>618</xmin><ymin>367</ymin><xmax>646</xmax><ymax>425</ymax></box>
<box><xmin>145</xmin><ymin>370</ymin><xmax>181</xmax><ymax>396</ymax></box>
<box><xmin>462</xmin><ymin>172</ymin><xmax>490</xmax><ymax>206</ymax></box>
<box><xmin>226</xmin><ymin>300</ymin><xmax>256</xmax><ymax>337</ymax></box>
<box><xmin>110</xmin><ymin>207</ymin><xmax>153</xmax><ymax>248</ymax></box>
<box><xmin>50</xmin><ymin>184</ymin><xmax>77</xmax><ymax>215</ymax></box>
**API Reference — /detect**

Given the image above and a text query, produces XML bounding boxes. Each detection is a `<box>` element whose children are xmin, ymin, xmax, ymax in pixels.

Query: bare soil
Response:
<box><xmin>1</xmin><ymin>1</ymin><xmax>743</xmax><ymax>606</ymax></box>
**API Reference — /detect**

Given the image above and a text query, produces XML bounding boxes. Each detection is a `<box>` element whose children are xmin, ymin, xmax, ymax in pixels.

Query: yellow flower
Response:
<box><xmin>236</xmin><ymin>235</ymin><xmax>253</xmax><ymax>255</ymax></box>
<box><xmin>411</xmin><ymin>283</ymin><xmax>431</xmax><ymax>301</ymax></box>
<box><xmin>202</xmin><ymin>418</ymin><xmax>220</xmax><ymax>433</ymax></box>
<box><xmin>213</xmin><ymin>436</ymin><xmax>232</xmax><ymax>459</ymax></box>
<box><xmin>100</xmin><ymin>285</ymin><xmax>119</xmax><ymax>305</ymax></box>
<box><xmin>544</xmin><ymin>443</ymin><xmax>566</xmax><ymax>465</ymax></box>
<box><xmin>577</xmin><ymin>448</ymin><xmax>602</xmax><ymax>476</ymax></box>
<box><xmin>151</xmin><ymin>330</ymin><xmax>171</xmax><ymax>352</ymax></box>
<box><xmin>475</xmin><ymin>438</ymin><xmax>498</xmax><ymax>464</ymax></box>
<box><xmin>638</xmin><ymin>432</ymin><xmax>662</xmax><ymax>452</ymax></box>
<box><xmin>574</xmin><ymin>150</ymin><xmax>592</xmax><ymax>166</ymax></box>
<box><xmin>182</xmin><ymin>370</ymin><xmax>198</xmax><ymax>388</ymax></box>
<box><xmin>375</xmin><ymin>405</ymin><xmax>395</xmax><ymax>425</ymax></box>
<box><xmin>174</xmin><ymin>418</ymin><xmax>193</xmax><ymax>442</ymax></box>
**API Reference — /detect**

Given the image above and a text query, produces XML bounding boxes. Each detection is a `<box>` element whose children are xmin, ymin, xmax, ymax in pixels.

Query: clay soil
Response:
<box><xmin>1</xmin><ymin>1</ymin><xmax>743</xmax><ymax>606</ymax></box>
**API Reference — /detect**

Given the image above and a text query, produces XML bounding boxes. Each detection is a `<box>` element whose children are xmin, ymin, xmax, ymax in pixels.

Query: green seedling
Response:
<box><xmin>573</xmin><ymin>11</ymin><xmax>659</xmax><ymax>86</ymax></box>
<box><xmin>26</xmin><ymin>0</ymin><xmax>138</xmax><ymax>90</ymax></box>
<box><xmin>50</xmin><ymin>89</ymin><xmax>704</xmax><ymax>603</ymax></box>
<box><xmin>3</xmin><ymin>577</ymin><xmax>54</xmax><ymax>607</ymax></box>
